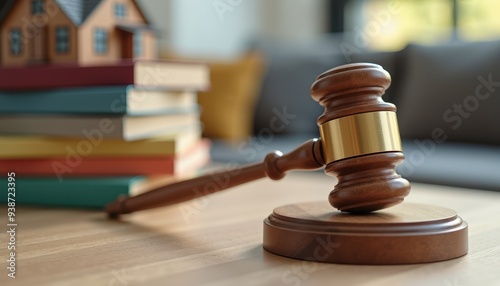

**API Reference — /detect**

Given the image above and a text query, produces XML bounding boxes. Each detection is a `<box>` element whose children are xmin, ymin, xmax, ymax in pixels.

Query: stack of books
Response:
<box><xmin>0</xmin><ymin>60</ymin><xmax>211</xmax><ymax>208</ymax></box>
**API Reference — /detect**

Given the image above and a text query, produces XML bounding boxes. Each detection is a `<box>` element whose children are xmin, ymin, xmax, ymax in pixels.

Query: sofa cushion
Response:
<box><xmin>252</xmin><ymin>37</ymin><xmax>346</xmax><ymax>135</ymax></box>
<box><xmin>399</xmin><ymin>140</ymin><xmax>500</xmax><ymax>191</ymax></box>
<box><xmin>198</xmin><ymin>53</ymin><xmax>265</xmax><ymax>140</ymax></box>
<box><xmin>210</xmin><ymin>133</ymin><xmax>317</xmax><ymax>164</ymax></box>
<box><xmin>396</xmin><ymin>40</ymin><xmax>500</xmax><ymax>145</ymax></box>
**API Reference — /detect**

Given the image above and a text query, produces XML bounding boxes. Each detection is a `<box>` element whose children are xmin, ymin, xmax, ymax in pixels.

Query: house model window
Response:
<box><xmin>115</xmin><ymin>3</ymin><xmax>127</xmax><ymax>18</ymax></box>
<box><xmin>134</xmin><ymin>32</ymin><xmax>142</xmax><ymax>57</ymax></box>
<box><xmin>94</xmin><ymin>28</ymin><xmax>108</xmax><ymax>54</ymax></box>
<box><xmin>9</xmin><ymin>29</ymin><xmax>22</xmax><ymax>55</ymax></box>
<box><xmin>31</xmin><ymin>0</ymin><xmax>44</xmax><ymax>15</ymax></box>
<box><xmin>56</xmin><ymin>27</ymin><xmax>69</xmax><ymax>53</ymax></box>
<box><xmin>0</xmin><ymin>0</ymin><xmax>156</xmax><ymax>65</ymax></box>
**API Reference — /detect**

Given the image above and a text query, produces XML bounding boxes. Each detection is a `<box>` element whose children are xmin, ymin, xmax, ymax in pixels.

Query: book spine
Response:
<box><xmin>0</xmin><ymin>116</ymin><xmax>124</xmax><ymax>139</ymax></box>
<box><xmin>0</xmin><ymin>157</ymin><xmax>175</xmax><ymax>176</ymax></box>
<box><xmin>0</xmin><ymin>177</ymin><xmax>143</xmax><ymax>208</ymax></box>
<box><xmin>0</xmin><ymin>86</ymin><xmax>130</xmax><ymax>114</ymax></box>
<box><xmin>0</xmin><ymin>128</ymin><xmax>201</xmax><ymax>158</ymax></box>
<box><xmin>0</xmin><ymin>63</ymin><xmax>135</xmax><ymax>90</ymax></box>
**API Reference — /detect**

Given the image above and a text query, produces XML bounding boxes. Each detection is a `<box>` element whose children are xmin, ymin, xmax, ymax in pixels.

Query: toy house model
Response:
<box><xmin>0</xmin><ymin>0</ymin><xmax>157</xmax><ymax>66</ymax></box>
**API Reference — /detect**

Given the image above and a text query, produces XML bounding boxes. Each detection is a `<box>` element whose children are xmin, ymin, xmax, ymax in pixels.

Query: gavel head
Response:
<box><xmin>311</xmin><ymin>63</ymin><xmax>411</xmax><ymax>213</ymax></box>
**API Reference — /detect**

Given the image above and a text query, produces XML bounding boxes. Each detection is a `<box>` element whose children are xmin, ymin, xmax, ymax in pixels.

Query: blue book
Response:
<box><xmin>0</xmin><ymin>176</ymin><xmax>174</xmax><ymax>209</ymax></box>
<box><xmin>0</xmin><ymin>86</ymin><xmax>197</xmax><ymax>115</ymax></box>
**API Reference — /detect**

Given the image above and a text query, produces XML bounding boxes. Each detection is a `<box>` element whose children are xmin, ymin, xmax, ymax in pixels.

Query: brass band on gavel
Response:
<box><xmin>319</xmin><ymin>111</ymin><xmax>402</xmax><ymax>164</ymax></box>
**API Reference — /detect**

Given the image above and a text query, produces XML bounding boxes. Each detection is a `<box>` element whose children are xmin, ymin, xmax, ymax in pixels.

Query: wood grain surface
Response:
<box><xmin>1</xmin><ymin>171</ymin><xmax>499</xmax><ymax>286</ymax></box>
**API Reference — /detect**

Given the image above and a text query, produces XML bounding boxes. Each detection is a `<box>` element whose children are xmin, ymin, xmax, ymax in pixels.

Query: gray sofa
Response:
<box><xmin>211</xmin><ymin>38</ymin><xmax>500</xmax><ymax>192</ymax></box>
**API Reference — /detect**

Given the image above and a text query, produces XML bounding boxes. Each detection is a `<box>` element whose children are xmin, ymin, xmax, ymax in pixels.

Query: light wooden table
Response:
<box><xmin>1</xmin><ymin>171</ymin><xmax>500</xmax><ymax>286</ymax></box>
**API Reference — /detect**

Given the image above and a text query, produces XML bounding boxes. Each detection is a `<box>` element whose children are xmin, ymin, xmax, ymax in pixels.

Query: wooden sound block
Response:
<box><xmin>263</xmin><ymin>202</ymin><xmax>468</xmax><ymax>265</ymax></box>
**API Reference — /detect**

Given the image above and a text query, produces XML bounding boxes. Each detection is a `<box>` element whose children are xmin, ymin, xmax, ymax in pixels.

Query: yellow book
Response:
<box><xmin>0</xmin><ymin>128</ymin><xmax>200</xmax><ymax>159</ymax></box>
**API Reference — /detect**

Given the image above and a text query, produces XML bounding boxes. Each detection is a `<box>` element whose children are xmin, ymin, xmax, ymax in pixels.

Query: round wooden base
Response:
<box><xmin>263</xmin><ymin>202</ymin><xmax>468</xmax><ymax>265</ymax></box>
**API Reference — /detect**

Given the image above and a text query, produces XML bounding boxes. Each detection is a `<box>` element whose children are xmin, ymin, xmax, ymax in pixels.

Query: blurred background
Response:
<box><xmin>140</xmin><ymin>0</ymin><xmax>500</xmax><ymax>58</ymax></box>
<box><xmin>135</xmin><ymin>0</ymin><xmax>500</xmax><ymax>192</ymax></box>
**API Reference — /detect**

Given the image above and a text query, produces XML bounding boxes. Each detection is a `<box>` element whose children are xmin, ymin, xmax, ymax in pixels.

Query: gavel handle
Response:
<box><xmin>106</xmin><ymin>138</ymin><xmax>325</xmax><ymax>218</ymax></box>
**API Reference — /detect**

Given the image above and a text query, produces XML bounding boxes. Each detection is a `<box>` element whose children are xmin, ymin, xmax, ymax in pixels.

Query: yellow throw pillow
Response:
<box><xmin>198</xmin><ymin>53</ymin><xmax>265</xmax><ymax>140</ymax></box>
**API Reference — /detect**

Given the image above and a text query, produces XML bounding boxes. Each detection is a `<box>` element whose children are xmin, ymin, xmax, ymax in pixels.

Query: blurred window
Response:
<box><xmin>115</xmin><ymin>3</ymin><xmax>127</xmax><ymax>18</ymax></box>
<box><xmin>94</xmin><ymin>29</ymin><xmax>108</xmax><ymax>54</ymax></box>
<box><xmin>56</xmin><ymin>27</ymin><xmax>69</xmax><ymax>54</ymax></box>
<box><xmin>9</xmin><ymin>29</ymin><xmax>22</xmax><ymax>55</ymax></box>
<box><xmin>457</xmin><ymin>0</ymin><xmax>500</xmax><ymax>41</ymax></box>
<box><xmin>344</xmin><ymin>0</ymin><xmax>500</xmax><ymax>50</ymax></box>
<box><xmin>134</xmin><ymin>32</ymin><xmax>142</xmax><ymax>57</ymax></box>
<box><xmin>31</xmin><ymin>0</ymin><xmax>44</xmax><ymax>15</ymax></box>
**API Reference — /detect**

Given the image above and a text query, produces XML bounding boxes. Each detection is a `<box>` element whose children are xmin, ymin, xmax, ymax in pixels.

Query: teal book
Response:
<box><xmin>0</xmin><ymin>86</ymin><xmax>197</xmax><ymax>115</ymax></box>
<box><xmin>0</xmin><ymin>176</ymin><xmax>152</xmax><ymax>209</ymax></box>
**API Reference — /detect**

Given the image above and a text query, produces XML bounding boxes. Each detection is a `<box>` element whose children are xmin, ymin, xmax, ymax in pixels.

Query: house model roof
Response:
<box><xmin>56</xmin><ymin>0</ymin><xmax>103</xmax><ymax>26</ymax></box>
<box><xmin>0</xmin><ymin>0</ymin><xmax>150</xmax><ymax>26</ymax></box>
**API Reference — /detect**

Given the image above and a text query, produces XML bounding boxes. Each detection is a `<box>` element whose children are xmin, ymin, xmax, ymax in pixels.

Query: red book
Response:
<box><xmin>0</xmin><ymin>60</ymin><xmax>209</xmax><ymax>91</ymax></box>
<box><xmin>0</xmin><ymin>140</ymin><xmax>210</xmax><ymax>179</ymax></box>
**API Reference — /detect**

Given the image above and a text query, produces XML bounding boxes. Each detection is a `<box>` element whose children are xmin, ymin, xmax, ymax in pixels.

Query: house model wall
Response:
<box><xmin>0</xmin><ymin>0</ymin><xmax>157</xmax><ymax>66</ymax></box>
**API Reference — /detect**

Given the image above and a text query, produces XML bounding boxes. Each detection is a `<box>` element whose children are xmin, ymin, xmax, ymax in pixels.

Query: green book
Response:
<box><xmin>0</xmin><ymin>86</ymin><xmax>197</xmax><ymax>116</ymax></box>
<box><xmin>0</xmin><ymin>176</ymin><xmax>148</xmax><ymax>209</ymax></box>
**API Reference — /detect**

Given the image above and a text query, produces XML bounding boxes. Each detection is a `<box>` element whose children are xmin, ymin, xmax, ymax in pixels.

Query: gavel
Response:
<box><xmin>106</xmin><ymin>63</ymin><xmax>411</xmax><ymax>217</ymax></box>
